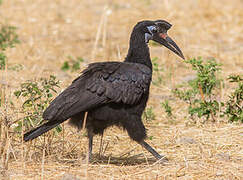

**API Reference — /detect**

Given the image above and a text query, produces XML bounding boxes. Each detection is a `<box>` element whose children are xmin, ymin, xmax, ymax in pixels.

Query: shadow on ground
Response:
<box><xmin>55</xmin><ymin>153</ymin><xmax>168</xmax><ymax>166</ymax></box>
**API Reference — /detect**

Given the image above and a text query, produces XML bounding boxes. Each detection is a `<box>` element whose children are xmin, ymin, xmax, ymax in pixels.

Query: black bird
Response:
<box><xmin>24</xmin><ymin>20</ymin><xmax>184</xmax><ymax>161</ymax></box>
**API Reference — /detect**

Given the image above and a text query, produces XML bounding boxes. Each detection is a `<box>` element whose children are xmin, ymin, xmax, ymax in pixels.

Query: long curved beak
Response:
<box><xmin>153</xmin><ymin>33</ymin><xmax>185</xmax><ymax>59</ymax></box>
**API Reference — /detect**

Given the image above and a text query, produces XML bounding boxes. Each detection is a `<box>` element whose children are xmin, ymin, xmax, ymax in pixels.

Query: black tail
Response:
<box><xmin>24</xmin><ymin>120</ymin><xmax>64</xmax><ymax>141</ymax></box>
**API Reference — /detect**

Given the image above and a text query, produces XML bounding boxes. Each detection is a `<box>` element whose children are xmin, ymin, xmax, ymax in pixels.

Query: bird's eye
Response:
<box><xmin>151</xmin><ymin>26</ymin><xmax>157</xmax><ymax>33</ymax></box>
<box><xmin>147</xmin><ymin>26</ymin><xmax>157</xmax><ymax>34</ymax></box>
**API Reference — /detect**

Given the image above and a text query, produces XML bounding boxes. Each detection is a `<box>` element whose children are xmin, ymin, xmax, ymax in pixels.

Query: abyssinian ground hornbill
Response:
<box><xmin>24</xmin><ymin>20</ymin><xmax>184</xmax><ymax>161</ymax></box>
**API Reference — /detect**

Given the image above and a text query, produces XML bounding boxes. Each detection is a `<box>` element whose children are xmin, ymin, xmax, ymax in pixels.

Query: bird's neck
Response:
<box><xmin>124</xmin><ymin>32</ymin><xmax>152</xmax><ymax>69</ymax></box>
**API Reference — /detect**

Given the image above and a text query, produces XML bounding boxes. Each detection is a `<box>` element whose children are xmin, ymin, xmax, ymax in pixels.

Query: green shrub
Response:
<box><xmin>0</xmin><ymin>25</ymin><xmax>20</xmax><ymax>51</ymax></box>
<box><xmin>7</xmin><ymin>63</ymin><xmax>23</xmax><ymax>71</ymax></box>
<box><xmin>173</xmin><ymin>57</ymin><xmax>223</xmax><ymax>121</ymax></box>
<box><xmin>151</xmin><ymin>57</ymin><xmax>164</xmax><ymax>86</ymax></box>
<box><xmin>0</xmin><ymin>24</ymin><xmax>20</xmax><ymax>70</ymax></box>
<box><xmin>14</xmin><ymin>75</ymin><xmax>61</xmax><ymax>133</ymax></box>
<box><xmin>161</xmin><ymin>100</ymin><xmax>173</xmax><ymax>117</ymax></box>
<box><xmin>61</xmin><ymin>56</ymin><xmax>84</xmax><ymax>72</ymax></box>
<box><xmin>0</xmin><ymin>52</ymin><xmax>6</xmax><ymax>70</ymax></box>
<box><xmin>143</xmin><ymin>106</ymin><xmax>156</xmax><ymax>121</ymax></box>
<box><xmin>224</xmin><ymin>75</ymin><xmax>243</xmax><ymax>122</ymax></box>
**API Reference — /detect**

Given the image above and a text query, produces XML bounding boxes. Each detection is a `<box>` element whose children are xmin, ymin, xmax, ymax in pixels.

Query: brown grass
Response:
<box><xmin>0</xmin><ymin>0</ymin><xmax>242</xmax><ymax>179</ymax></box>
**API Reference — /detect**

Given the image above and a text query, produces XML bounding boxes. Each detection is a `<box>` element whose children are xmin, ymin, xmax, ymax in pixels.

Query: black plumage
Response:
<box><xmin>24</xmin><ymin>20</ymin><xmax>184</xmax><ymax>161</ymax></box>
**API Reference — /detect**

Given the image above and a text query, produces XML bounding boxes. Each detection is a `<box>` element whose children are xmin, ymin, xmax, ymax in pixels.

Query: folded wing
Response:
<box><xmin>43</xmin><ymin>61</ymin><xmax>152</xmax><ymax>122</ymax></box>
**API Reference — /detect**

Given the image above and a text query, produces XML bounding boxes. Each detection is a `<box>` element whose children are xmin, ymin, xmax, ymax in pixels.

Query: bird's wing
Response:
<box><xmin>43</xmin><ymin>61</ymin><xmax>152</xmax><ymax>121</ymax></box>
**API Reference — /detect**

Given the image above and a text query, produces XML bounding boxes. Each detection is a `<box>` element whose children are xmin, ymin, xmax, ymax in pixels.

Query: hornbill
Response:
<box><xmin>24</xmin><ymin>20</ymin><xmax>184</xmax><ymax>162</ymax></box>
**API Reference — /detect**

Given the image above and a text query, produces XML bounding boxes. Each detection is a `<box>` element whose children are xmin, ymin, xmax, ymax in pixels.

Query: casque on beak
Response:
<box><xmin>152</xmin><ymin>32</ymin><xmax>185</xmax><ymax>60</ymax></box>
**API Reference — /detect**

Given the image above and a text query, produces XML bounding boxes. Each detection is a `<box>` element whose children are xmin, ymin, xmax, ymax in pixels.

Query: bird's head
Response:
<box><xmin>134</xmin><ymin>20</ymin><xmax>184</xmax><ymax>59</ymax></box>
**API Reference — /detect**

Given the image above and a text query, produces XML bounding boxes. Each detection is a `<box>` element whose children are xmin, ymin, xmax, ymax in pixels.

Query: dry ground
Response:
<box><xmin>0</xmin><ymin>0</ymin><xmax>243</xmax><ymax>179</ymax></box>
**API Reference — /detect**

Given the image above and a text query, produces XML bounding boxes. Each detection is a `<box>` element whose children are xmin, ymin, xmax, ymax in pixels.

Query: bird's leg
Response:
<box><xmin>88</xmin><ymin>132</ymin><xmax>93</xmax><ymax>162</ymax></box>
<box><xmin>139</xmin><ymin>140</ymin><xmax>168</xmax><ymax>161</ymax></box>
<box><xmin>98</xmin><ymin>133</ymin><xmax>104</xmax><ymax>158</ymax></box>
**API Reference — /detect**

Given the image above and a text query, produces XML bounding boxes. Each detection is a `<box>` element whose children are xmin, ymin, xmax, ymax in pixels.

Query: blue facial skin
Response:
<box><xmin>145</xmin><ymin>25</ymin><xmax>157</xmax><ymax>43</ymax></box>
<box><xmin>144</xmin><ymin>33</ymin><xmax>152</xmax><ymax>43</ymax></box>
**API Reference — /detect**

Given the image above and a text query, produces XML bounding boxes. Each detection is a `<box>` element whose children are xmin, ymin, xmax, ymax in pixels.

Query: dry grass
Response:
<box><xmin>0</xmin><ymin>0</ymin><xmax>243</xmax><ymax>179</ymax></box>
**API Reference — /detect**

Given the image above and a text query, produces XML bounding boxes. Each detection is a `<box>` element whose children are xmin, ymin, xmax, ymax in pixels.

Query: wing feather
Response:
<box><xmin>43</xmin><ymin>62</ymin><xmax>151</xmax><ymax>122</ymax></box>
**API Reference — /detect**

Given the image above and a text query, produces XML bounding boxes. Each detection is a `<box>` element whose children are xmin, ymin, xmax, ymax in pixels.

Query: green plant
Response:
<box><xmin>0</xmin><ymin>52</ymin><xmax>6</xmax><ymax>70</ymax></box>
<box><xmin>161</xmin><ymin>100</ymin><xmax>176</xmax><ymax>124</ymax></box>
<box><xmin>14</xmin><ymin>75</ymin><xmax>61</xmax><ymax>133</ymax></box>
<box><xmin>143</xmin><ymin>106</ymin><xmax>156</xmax><ymax>121</ymax></box>
<box><xmin>161</xmin><ymin>100</ymin><xmax>173</xmax><ymax>117</ymax></box>
<box><xmin>224</xmin><ymin>75</ymin><xmax>243</xmax><ymax>122</ymax></box>
<box><xmin>172</xmin><ymin>57</ymin><xmax>223</xmax><ymax>121</ymax></box>
<box><xmin>61</xmin><ymin>56</ymin><xmax>84</xmax><ymax>72</ymax></box>
<box><xmin>0</xmin><ymin>96</ymin><xmax>1</xmax><ymax>106</ymax></box>
<box><xmin>148</xmin><ymin>136</ymin><xmax>153</xmax><ymax>140</ymax></box>
<box><xmin>7</xmin><ymin>63</ymin><xmax>23</xmax><ymax>71</ymax></box>
<box><xmin>151</xmin><ymin>57</ymin><xmax>164</xmax><ymax>86</ymax></box>
<box><xmin>0</xmin><ymin>25</ymin><xmax>20</xmax><ymax>51</ymax></box>
<box><xmin>0</xmin><ymin>25</ymin><xmax>20</xmax><ymax>70</ymax></box>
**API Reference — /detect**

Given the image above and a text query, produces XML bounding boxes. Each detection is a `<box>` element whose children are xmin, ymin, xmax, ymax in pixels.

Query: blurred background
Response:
<box><xmin>2</xmin><ymin>0</ymin><xmax>242</xmax><ymax>76</ymax></box>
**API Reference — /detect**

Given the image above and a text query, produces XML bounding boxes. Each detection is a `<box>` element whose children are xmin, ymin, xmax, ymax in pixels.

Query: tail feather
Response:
<box><xmin>24</xmin><ymin>119</ymin><xmax>64</xmax><ymax>141</ymax></box>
